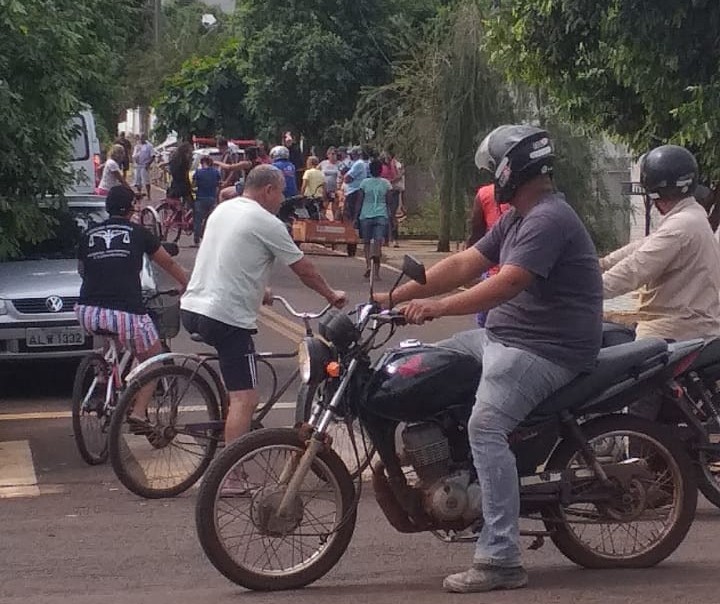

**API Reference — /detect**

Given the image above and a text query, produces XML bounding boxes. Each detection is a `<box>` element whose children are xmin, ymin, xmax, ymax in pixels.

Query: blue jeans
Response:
<box><xmin>359</xmin><ymin>216</ymin><xmax>388</xmax><ymax>243</ymax></box>
<box><xmin>193</xmin><ymin>197</ymin><xmax>215</xmax><ymax>243</ymax></box>
<box><xmin>437</xmin><ymin>329</ymin><xmax>576</xmax><ymax>567</ymax></box>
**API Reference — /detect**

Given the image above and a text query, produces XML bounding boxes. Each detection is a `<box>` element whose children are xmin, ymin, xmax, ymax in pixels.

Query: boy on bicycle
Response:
<box><xmin>75</xmin><ymin>186</ymin><xmax>188</xmax><ymax>427</ymax></box>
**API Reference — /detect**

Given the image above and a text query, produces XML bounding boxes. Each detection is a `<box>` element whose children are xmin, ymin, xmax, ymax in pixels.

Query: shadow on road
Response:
<box><xmin>0</xmin><ymin>359</ymin><xmax>77</xmax><ymax>399</ymax></box>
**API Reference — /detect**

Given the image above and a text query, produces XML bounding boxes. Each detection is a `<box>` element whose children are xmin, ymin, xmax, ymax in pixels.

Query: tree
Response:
<box><xmin>485</xmin><ymin>0</ymin><xmax>720</xmax><ymax>179</ymax></box>
<box><xmin>232</xmin><ymin>0</ymin><xmax>439</xmax><ymax>144</ymax></box>
<box><xmin>355</xmin><ymin>2</ymin><xmax>516</xmax><ymax>251</ymax></box>
<box><xmin>153</xmin><ymin>43</ymin><xmax>256</xmax><ymax>140</ymax></box>
<box><xmin>0</xmin><ymin>0</ymin><xmax>138</xmax><ymax>257</ymax></box>
<box><xmin>119</xmin><ymin>0</ymin><xmax>230</xmax><ymax>121</ymax></box>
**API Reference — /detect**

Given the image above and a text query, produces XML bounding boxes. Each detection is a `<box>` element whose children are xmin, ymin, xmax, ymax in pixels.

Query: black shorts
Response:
<box><xmin>181</xmin><ymin>310</ymin><xmax>257</xmax><ymax>392</ymax></box>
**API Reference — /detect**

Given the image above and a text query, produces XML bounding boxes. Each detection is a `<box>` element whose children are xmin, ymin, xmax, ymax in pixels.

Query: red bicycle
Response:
<box><xmin>152</xmin><ymin>197</ymin><xmax>194</xmax><ymax>242</ymax></box>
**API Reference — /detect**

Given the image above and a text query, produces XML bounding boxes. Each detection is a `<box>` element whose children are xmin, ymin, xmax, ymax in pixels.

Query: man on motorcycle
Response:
<box><xmin>270</xmin><ymin>145</ymin><xmax>298</xmax><ymax>198</ymax></box>
<box><xmin>601</xmin><ymin>145</ymin><xmax>720</xmax><ymax>341</ymax></box>
<box><xmin>380</xmin><ymin>125</ymin><xmax>603</xmax><ymax>593</ymax></box>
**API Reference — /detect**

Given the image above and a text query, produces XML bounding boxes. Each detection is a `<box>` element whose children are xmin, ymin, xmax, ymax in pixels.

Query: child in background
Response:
<box><xmin>191</xmin><ymin>156</ymin><xmax>221</xmax><ymax>247</ymax></box>
<box><xmin>301</xmin><ymin>156</ymin><xmax>326</xmax><ymax>201</ymax></box>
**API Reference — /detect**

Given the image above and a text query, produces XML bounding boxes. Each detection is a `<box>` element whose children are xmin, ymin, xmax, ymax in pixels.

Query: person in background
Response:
<box><xmin>191</xmin><ymin>156</ymin><xmax>221</xmax><ymax>247</ymax></box>
<box><xmin>380</xmin><ymin>152</ymin><xmax>400</xmax><ymax>247</ymax></box>
<box><xmin>342</xmin><ymin>146</ymin><xmax>368</xmax><ymax>225</ymax></box>
<box><xmin>358</xmin><ymin>159</ymin><xmax>391</xmax><ymax>280</ymax></box>
<box><xmin>132</xmin><ymin>134</ymin><xmax>155</xmax><ymax>200</ymax></box>
<box><xmin>180</xmin><ymin>165</ymin><xmax>346</xmax><ymax>445</ymax></box>
<box><xmin>319</xmin><ymin>147</ymin><xmax>340</xmax><ymax>219</ymax></box>
<box><xmin>115</xmin><ymin>131</ymin><xmax>132</xmax><ymax>180</ymax></box>
<box><xmin>76</xmin><ymin>186</ymin><xmax>188</xmax><ymax>430</ymax></box>
<box><xmin>270</xmin><ymin>145</ymin><xmax>298</xmax><ymax>198</ymax></box>
<box><xmin>284</xmin><ymin>131</ymin><xmax>304</xmax><ymax>188</ymax></box>
<box><xmin>388</xmin><ymin>151</ymin><xmax>406</xmax><ymax>247</ymax></box>
<box><xmin>167</xmin><ymin>142</ymin><xmax>194</xmax><ymax>205</ymax></box>
<box><xmin>217</xmin><ymin>137</ymin><xmax>239</xmax><ymax>193</ymax></box>
<box><xmin>467</xmin><ymin>183</ymin><xmax>510</xmax><ymax>327</ymax></box>
<box><xmin>301</xmin><ymin>156</ymin><xmax>326</xmax><ymax>200</ymax></box>
<box><xmin>256</xmin><ymin>140</ymin><xmax>272</xmax><ymax>165</ymax></box>
<box><xmin>216</xmin><ymin>147</ymin><xmax>261</xmax><ymax>202</ymax></box>
<box><xmin>97</xmin><ymin>145</ymin><xmax>132</xmax><ymax>196</ymax></box>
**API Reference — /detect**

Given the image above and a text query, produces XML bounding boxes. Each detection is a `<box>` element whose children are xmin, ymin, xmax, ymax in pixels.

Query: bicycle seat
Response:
<box><xmin>190</xmin><ymin>332</ymin><xmax>205</xmax><ymax>343</ymax></box>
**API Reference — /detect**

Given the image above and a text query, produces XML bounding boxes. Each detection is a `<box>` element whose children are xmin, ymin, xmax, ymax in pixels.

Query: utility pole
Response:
<box><xmin>154</xmin><ymin>0</ymin><xmax>161</xmax><ymax>47</ymax></box>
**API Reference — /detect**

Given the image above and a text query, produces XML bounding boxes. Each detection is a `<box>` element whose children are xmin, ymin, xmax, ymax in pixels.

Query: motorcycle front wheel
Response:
<box><xmin>543</xmin><ymin>415</ymin><xmax>696</xmax><ymax>568</ymax></box>
<box><xmin>196</xmin><ymin>428</ymin><xmax>357</xmax><ymax>591</ymax></box>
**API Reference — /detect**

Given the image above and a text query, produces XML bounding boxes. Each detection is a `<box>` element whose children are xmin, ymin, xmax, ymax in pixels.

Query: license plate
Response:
<box><xmin>26</xmin><ymin>327</ymin><xmax>86</xmax><ymax>348</ymax></box>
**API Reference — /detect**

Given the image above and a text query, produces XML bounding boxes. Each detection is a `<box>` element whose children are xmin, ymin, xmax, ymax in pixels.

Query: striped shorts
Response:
<box><xmin>75</xmin><ymin>304</ymin><xmax>159</xmax><ymax>354</ymax></box>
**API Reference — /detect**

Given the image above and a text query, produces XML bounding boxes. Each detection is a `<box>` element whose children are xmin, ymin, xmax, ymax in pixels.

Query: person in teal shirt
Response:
<box><xmin>358</xmin><ymin>159</ymin><xmax>391</xmax><ymax>280</ymax></box>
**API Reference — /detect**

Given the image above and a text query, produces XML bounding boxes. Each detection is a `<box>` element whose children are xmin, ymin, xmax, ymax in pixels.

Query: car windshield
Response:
<box><xmin>6</xmin><ymin>204</ymin><xmax>107</xmax><ymax>262</ymax></box>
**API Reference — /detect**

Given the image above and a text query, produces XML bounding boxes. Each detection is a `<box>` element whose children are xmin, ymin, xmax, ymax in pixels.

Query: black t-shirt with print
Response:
<box><xmin>78</xmin><ymin>217</ymin><xmax>162</xmax><ymax>314</ymax></box>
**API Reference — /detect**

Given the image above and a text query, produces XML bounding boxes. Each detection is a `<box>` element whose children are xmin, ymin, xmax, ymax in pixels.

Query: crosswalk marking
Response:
<box><xmin>0</xmin><ymin>440</ymin><xmax>40</xmax><ymax>498</ymax></box>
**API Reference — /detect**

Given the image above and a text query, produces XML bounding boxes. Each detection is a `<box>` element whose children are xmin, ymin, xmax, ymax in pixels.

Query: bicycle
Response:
<box><xmin>107</xmin><ymin>296</ymin><xmax>372</xmax><ymax>498</ymax></box>
<box><xmin>71</xmin><ymin>290</ymin><xmax>180</xmax><ymax>465</ymax></box>
<box><xmin>154</xmin><ymin>196</ymin><xmax>194</xmax><ymax>243</ymax></box>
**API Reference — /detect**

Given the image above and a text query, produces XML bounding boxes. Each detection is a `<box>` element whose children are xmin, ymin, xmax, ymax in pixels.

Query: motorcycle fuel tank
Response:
<box><xmin>363</xmin><ymin>343</ymin><xmax>480</xmax><ymax>422</ymax></box>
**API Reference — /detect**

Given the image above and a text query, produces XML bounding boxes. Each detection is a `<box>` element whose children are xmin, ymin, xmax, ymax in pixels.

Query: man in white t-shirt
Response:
<box><xmin>181</xmin><ymin>165</ymin><xmax>347</xmax><ymax>444</ymax></box>
<box><xmin>132</xmin><ymin>134</ymin><xmax>155</xmax><ymax>199</ymax></box>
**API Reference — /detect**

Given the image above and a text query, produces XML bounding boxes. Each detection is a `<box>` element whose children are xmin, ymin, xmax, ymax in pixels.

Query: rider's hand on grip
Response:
<box><xmin>329</xmin><ymin>290</ymin><xmax>347</xmax><ymax>309</ymax></box>
<box><xmin>401</xmin><ymin>299</ymin><xmax>442</xmax><ymax>325</ymax></box>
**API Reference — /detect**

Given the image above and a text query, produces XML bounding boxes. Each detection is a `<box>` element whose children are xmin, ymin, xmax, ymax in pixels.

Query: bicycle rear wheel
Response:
<box><xmin>108</xmin><ymin>364</ymin><xmax>221</xmax><ymax>498</ymax></box>
<box><xmin>156</xmin><ymin>202</ymin><xmax>180</xmax><ymax>243</ymax></box>
<box><xmin>72</xmin><ymin>353</ymin><xmax>113</xmax><ymax>465</ymax></box>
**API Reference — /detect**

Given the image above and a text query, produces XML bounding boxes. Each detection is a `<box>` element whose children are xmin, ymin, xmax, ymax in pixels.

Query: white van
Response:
<box><xmin>67</xmin><ymin>109</ymin><xmax>102</xmax><ymax>195</ymax></box>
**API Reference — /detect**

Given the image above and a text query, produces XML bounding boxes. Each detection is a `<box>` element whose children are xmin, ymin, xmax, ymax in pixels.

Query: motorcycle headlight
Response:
<box><xmin>298</xmin><ymin>337</ymin><xmax>333</xmax><ymax>384</ymax></box>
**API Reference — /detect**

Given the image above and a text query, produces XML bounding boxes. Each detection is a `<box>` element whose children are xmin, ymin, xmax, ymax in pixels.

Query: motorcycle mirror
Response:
<box><xmin>402</xmin><ymin>255</ymin><xmax>427</xmax><ymax>285</ymax></box>
<box><xmin>161</xmin><ymin>241</ymin><xmax>179</xmax><ymax>257</ymax></box>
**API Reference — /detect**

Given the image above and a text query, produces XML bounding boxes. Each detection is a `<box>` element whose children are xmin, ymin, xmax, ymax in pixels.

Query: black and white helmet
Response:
<box><xmin>640</xmin><ymin>145</ymin><xmax>698</xmax><ymax>200</ymax></box>
<box><xmin>475</xmin><ymin>124</ymin><xmax>554</xmax><ymax>202</ymax></box>
<box><xmin>269</xmin><ymin>145</ymin><xmax>290</xmax><ymax>161</ymax></box>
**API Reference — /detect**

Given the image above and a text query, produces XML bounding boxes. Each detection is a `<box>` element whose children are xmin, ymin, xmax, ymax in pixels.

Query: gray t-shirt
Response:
<box><xmin>475</xmin><ymin>193</ymin><xmax>603</xmax><ymax>371</ymax></box>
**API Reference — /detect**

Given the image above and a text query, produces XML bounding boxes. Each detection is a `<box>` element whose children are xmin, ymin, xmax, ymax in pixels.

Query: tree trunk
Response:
<box><xmin>437</xmin><ymin>194</ymin><xmax>451</xmax><ymax>252</ymax></box>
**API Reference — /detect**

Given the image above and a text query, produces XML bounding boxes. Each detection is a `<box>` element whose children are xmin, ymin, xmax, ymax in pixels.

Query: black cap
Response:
<box><xmin>105</xmin><ymin>186</ymin><xmax>134</xmax><ymax>216</ymax></box>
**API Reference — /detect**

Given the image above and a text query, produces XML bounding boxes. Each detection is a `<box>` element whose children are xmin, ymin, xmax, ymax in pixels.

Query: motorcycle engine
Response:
<box><xmin>401</xmin><ymin>423</ymin><xmax>483</xmax><ymax>524</ymax></box>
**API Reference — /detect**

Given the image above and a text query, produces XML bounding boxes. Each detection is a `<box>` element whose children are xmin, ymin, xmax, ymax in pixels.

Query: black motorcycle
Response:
<box><xmin>196</xmin><ymin>256</ymin><xmax>701</xmax><ymax>591</ymax></box>
<box><xmin>277</xmin><ymin>194</ymin><xmax>323</xmax><ymax>228</ymax></box>
<box><xmin>603</xmin><ymin>322</ymin><xmax>720</xmax><ymax>508</ymax></box>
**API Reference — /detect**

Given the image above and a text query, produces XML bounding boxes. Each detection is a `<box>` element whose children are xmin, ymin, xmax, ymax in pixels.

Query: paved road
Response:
<box><xmin>0</xmin><ymin>242</ymin><xmax>718</xmax><ymax>603</ymax></box>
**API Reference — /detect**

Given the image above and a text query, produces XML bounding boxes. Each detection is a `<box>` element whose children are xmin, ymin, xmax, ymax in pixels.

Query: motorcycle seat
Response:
<box><xmin>531</xmin><ymin>338</ymin><xmax>668</xmax><ymax>418</ymax></box>
<box><xmin>690</xmin><ymin>338</ymin><xmax>720</xmax><ymax>370</ymax></box>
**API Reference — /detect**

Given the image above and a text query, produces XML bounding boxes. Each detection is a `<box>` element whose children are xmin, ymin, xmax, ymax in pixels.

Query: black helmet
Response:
<box><xmin>475</xmin><ymin>124</ymin><xmax>554</xmax><ymax>202</ymax></box>
<box><xmin>640</xmin><ymin>145</ymin><xmax>698</xmax><ymax>200</ymax></box>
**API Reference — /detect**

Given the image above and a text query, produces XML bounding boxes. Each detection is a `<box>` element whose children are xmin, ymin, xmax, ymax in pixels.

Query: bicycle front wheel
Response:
<box><xmin>72</xmin><ymin>353</ymin><xmax>113</xmax><ymax>465</ymax></box>
<box><xmin>108</xmin><ymin>364</ymin><xmax>221</xmax><ymax>498</ymax></box>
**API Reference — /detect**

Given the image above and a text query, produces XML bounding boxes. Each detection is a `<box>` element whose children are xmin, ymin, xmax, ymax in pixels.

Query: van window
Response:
<box><xmin>70</xmin><ymin>115</ymin><xmax>89</xmax><ymax>161</ymax></box>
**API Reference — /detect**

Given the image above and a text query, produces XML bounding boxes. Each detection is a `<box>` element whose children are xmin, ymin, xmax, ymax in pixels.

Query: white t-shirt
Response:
<box><xmin>99</xmin><ymin>158</ymin><xmax>122</xmax><ymax>190</ymax></box>
<box><xmin>319</xmin><ymin>160</ymin><xmax>339</xmax><ymax>194</ymax></box>
<box><xmin>181</xmin><ymin>197</ymin><xmax>304</xmax><ymax>329</ymax></box>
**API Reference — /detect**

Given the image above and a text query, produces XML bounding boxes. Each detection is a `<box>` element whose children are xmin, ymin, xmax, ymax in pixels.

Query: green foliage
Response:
<box><xmin>154</xmin><ymin>42</ymin><xmax>256</xmax><ymax>140</ymax></box>
<box><xmin>355</xmin><ymin>1</ymin><xmax>515</xmax><ymax>250</ymax></box>
<box><xmin>485</xmin><ymin>0</ymin><xmax>720</xmax><ymax>179</ymax></box>
<box><xmin>120</xmin><ymin>1</ymin><xmax>230</xmax><ymax>114</ymax></box>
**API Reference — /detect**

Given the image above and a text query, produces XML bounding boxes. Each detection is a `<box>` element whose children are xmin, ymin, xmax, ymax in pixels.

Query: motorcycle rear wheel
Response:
<box><xmin>543</xmin><ymin>415</ymin><xmax>696</xmax><ymax>568</ymax></box>
<box><xmin>196</xmin><ymin>428</ymin><xmax>357</xmax><ymax>591</ymax></box>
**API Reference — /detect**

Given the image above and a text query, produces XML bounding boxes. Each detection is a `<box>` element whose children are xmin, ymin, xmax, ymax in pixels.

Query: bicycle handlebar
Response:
<box><xmin>271</xmin><ymin>295</ymin><xmax>331</xmax><ymax>320</ymax></box>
